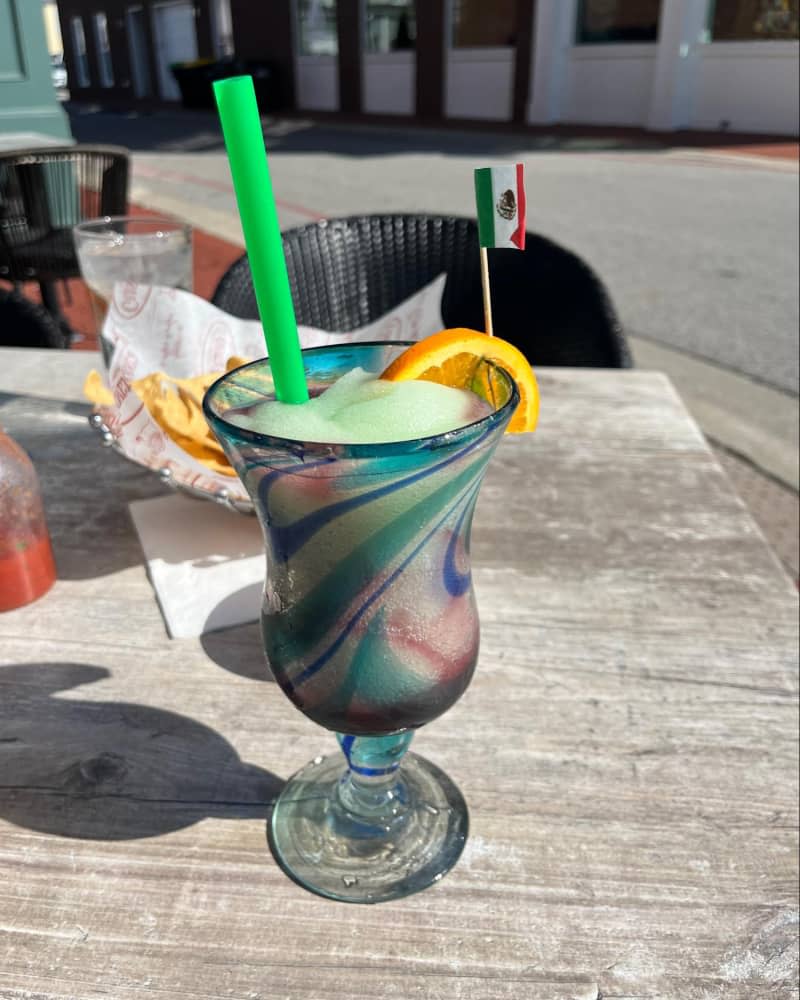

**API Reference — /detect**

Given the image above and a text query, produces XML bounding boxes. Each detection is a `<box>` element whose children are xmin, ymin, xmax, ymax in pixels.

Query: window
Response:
<box><xmin>92</xmin><ymin>12</ymin><xmax>114</xmax><ymax>87</ymax></box>
<box><xmin>70</xmin><ymin>16</ymin><xmax>91</xmax><ymax>87</ymax></box>
<box><xmin>126</xmin><ymin>6</ymin><xmax>152</xmax><ymax>97</ymax></box>
<box><xmin>297</xmin><ymin>0</ymin><xmax>338</xmax><ymax>55</ymax></box>
<box><xmin>212</xmin><ymin>0</ymin><xmax>234</xmax><ymax>57</ymax></box>
<box><xmin>576</xmin><ymin>0</ymin><xmax>662</xmax><ymax>44</ymax></box>
<box><xmin>366</xmin><ymin>0</ymin><xmax>415</xmax><ymax>53</ymax></box>
<box><xmin>710</xmin><ymin>0</ymin><xmax>799</xmax><ymax>40</ymax></box>
<box><xmin>451</xmin><ymin>0</ymin><xmax>516</xmax><ymax>47</ymax></box>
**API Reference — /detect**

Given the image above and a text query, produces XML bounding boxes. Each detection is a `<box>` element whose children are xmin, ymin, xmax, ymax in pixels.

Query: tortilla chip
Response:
<box><xmin>83</xmin><ymin>369</ymin><xmax>114</xmax><ymax>407</ymax></box>
<box><xmin>86</xmin><ymin>357</ymin><xmax>252</xmax><ymax>478</ymax></box>
<box><xmin>226</xmin><ymin>355</ymin><xmax>249</xmax><ymax>371</ymax></box>
<box><xmin>132</xmin><ymin>370</ymin><xmax>236</xmax><ymax>477</ymax></box>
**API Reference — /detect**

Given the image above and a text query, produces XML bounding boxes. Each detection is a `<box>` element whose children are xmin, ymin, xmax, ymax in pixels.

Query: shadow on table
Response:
<box><xmin>201</xmin><ymin>620</ymin><xmax>275</xmax><ymax>682</ymax></box>
<box><xmin>0</xmin><ymin>662</ymin><xmax>284</xmax><ymax>840</ymax></box>
<box><xmin>0</xmin><ymin>391</ymin><xmax>170</xmax><ymax>581</ymax></box>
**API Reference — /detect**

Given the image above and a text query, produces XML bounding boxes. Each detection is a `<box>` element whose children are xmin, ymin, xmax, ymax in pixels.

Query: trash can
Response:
<box><xmin>170</xmin><ymin>59</ymin><xmax>217</xmax><ymax>109</ymax></box>
<box><xmin>171</xmin><ymin>58</ymin><xmax>284</xmax><ymax>112</ymax></box>
<box><xmin>243</xmin><ymin>59</ymin><xmax>284</xmax><ymax>112</ymax></box>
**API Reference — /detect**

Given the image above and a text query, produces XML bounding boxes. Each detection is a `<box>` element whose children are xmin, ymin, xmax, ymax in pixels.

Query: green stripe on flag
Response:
<box><xmin>474</xmin><ymin>168</ymin><xmax>495</xmax><ymax>248</ymax></box>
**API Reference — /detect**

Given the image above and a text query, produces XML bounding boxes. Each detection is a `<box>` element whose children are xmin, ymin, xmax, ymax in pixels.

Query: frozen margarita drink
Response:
<box><xmin>209</xmin><ymin>73</ymin><xmax>535</xmax><ymax>899</ymax></box>
<box><xmin>204</xmin><ymin>343</ymin><xmax>519</xmax><ymax>736</ymax></box>
<box><xmin>228</xmin><ymin>367</ymin><xmax>492</xmax><ymax>444</ymax></box>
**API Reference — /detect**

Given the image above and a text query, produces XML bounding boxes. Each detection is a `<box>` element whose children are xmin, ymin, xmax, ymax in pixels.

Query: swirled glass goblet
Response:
<box><xmin>204</xmin><ymin>343</ymin><xmax>517</xmax><ymax>902</ymax></box>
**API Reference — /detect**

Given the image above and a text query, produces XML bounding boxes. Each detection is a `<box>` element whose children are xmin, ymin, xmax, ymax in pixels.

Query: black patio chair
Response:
<box><xmin>211</xmin><ymin>214</ymin><xmax>631</xmax><ymax>368</ymax></box>
<box><xmin>0</xmin><ymin>287</ymin><xmax>69</xmax><ymax>349</ymax></box>
<box><xmin>0</xmin><ymin>145</ymin><xmax>129</xmax><ymax>344</ymax></box>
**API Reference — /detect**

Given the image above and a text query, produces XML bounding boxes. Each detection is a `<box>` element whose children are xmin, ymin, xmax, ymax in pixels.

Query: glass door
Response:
<box><xmin>445</xmin><ymin>0</ymin><xmax>516</xmax><ymax>120</ymax></box>
<box><xmin>126</xmin><ymin>6</ymin><xmax>152</xmax><ymax>98</ymax></box>
<box><xmin>69</xmin><ymin>16</ymin><xmax>91</xmax><ymax>88</ymax></box>
<box><xmin>151</xmin><ymin>1</ymin><xmax>198</xmax><ymax>102</ymax></box>
<box><xmin>294</xmin><ymin>0</ymin><xmax>340</xmax><ymax>111</ymax></box>
<box><xmin>91</xmin><ymin>13</ymin><xmax>114</xmax><ymax>89</ymax></box>
<box><xmin>362</xmin><ymin>0</ymin><xmax>416</xmax><ymax>114</ymax></box>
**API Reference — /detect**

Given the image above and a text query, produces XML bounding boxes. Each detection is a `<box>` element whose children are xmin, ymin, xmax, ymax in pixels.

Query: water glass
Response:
<box><xmin>73</xmin><ymin>215</ymin><xmax>193</xmax><ymax>364</ymax></box>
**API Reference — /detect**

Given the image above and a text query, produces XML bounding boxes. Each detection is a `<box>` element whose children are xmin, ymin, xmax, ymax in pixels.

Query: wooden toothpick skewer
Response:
<box><xmin>480</xmin><ymin>246</ymin><xmax>494</xmax><ymax>337</ymax></box>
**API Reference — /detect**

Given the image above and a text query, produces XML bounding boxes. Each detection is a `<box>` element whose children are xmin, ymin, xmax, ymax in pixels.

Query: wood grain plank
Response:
<box><xmin>0</xmin><ymin>351</ymin><xmax>796</xmax><ymax>1000</ymax></box>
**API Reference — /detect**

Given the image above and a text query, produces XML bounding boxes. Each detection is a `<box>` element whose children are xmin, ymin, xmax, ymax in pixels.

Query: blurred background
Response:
<box><xmin>1</xmin><ymin>0</ymin><xmax>798</xmax><ymax>578</ymax></box>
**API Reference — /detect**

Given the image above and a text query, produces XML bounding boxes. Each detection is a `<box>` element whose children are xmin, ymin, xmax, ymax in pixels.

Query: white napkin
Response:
<box><xmin>129</xmin><ymin>494</ymin><xmax>264</xmax><ymax>639</ymax></box>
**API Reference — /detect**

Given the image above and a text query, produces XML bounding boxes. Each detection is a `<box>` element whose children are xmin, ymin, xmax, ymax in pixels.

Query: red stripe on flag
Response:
<box><xmin>511</xmin><ymin>163</ymin><xmax>526</xmax><ymax>249</ymax></box>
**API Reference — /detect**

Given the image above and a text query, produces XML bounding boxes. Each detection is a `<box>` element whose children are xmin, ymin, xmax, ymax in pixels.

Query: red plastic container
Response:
<box><xmin>0</xmin><ymin>429</ymin><xmax>56</xmax><ymax>612</ymax></box>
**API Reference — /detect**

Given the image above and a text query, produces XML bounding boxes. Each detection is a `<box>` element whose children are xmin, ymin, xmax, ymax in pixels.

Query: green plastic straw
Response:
<box><xmin>213</xmin><ymin>75</ymin><xmax>308</xmax><ymax>403</ymax></box>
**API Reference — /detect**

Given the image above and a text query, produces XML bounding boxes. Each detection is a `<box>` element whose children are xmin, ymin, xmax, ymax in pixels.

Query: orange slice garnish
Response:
<box><xmin>380</xmin><ymin>328</ymin><xmax>539</xmax><ymax>433</ymax></box>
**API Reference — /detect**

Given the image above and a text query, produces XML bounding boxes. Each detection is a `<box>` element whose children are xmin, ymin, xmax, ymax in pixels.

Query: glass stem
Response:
<box><xmin>335</xmin><ymin>732</ymin><xmax>414</xmax><ymax>823</ymax></box>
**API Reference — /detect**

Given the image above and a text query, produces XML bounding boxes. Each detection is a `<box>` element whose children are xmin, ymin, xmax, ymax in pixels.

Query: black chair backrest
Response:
<box><xmin>212</xmin><ymin>214</ymin><xmax>631</xmax><ymax>368</ymax></box>
<box><xmin>0</xmin><ymin>288</ymin><xmax>69</xmax><ymax>348</ymax></box>
<box><xmin>0</xmin><ymin>145</ymin><xmax>129</xmax><ymax>280</ymax></box>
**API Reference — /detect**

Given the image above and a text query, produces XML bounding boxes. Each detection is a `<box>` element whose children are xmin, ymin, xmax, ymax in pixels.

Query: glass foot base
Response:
<box><xmin>268</xmin><ymin>751</ymin><xmax>468</xmax><ymax>903</ymax></box>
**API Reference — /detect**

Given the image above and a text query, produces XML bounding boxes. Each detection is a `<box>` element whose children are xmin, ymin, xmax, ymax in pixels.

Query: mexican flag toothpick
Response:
<box><xmin>474</xmin><ymin>163</ymin><xmax>526</xmax><ymax>336</ymax></box>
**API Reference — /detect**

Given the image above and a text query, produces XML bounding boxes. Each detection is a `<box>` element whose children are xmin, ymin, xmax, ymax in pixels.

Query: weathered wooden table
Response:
<box><xmin>1</xmin><ymin>348</ymin><xmax>797</xmax><ymax>1000</ymax></box>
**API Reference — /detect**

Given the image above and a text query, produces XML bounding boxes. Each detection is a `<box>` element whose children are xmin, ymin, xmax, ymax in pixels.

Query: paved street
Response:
<box><xmin>67</xmin><ymin>105</ymin><xmax>799</xmax><ymax>575</ymax></box>
<box><xmin>70</xmin><ymin>107</ymin><xmax>799</xmax><ymax>385</ymax></box>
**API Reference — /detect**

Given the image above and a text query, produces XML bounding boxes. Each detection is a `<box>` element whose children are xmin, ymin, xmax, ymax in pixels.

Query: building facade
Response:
<box><xmin>57</xmin><ymin>0</ymin><xmax>799</xmax><ymax>135</ymax></box>
<box><xmin>0</xmin><ymin>0</ymin><xmax>71</xmax><ymax>140</ymax></box>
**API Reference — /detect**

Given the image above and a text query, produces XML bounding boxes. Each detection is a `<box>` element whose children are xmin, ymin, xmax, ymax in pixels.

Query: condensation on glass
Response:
<box><xmin>69</xmin><ymin>16</ymin><xmax>91</xmax><ymax>87</ymax></box>
<box><xmin>365</xmin><ymin>0</ymin><xmax>416</xmax><ymax>52</ymax></box>
<box><xmin>576</xmin><ymin>0</ymin><xmax>662</xmax><ymax>44</ymax></box>
<box><xmin>297</xmin><ymin>0</ymin><xmax>339</xmax><ymax>55</ymax></box>
<box><xmin>92</xmin><ymin>12</ymin><xmax>115</xmax><ymax>88</ymax></box>
<box><xmin>451</xmin><ymin>0</ymin><xmax>516</xmax><ymax>46</ymax></box>
<box><xmin>710</xmin><ymin>0</ymin><xmax>799</xmax><ymax>40</ymax></box>
<box><xmin>203</xmin><ymin>344</ymin><xmax>517</xmax><ymax>903</ymax></box>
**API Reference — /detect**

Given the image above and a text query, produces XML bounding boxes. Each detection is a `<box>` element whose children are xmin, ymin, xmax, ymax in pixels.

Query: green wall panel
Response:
<box><xmin>0</xmin><ymin>0</ymin><xmax>71</xmax><ymax>141</ymax></box>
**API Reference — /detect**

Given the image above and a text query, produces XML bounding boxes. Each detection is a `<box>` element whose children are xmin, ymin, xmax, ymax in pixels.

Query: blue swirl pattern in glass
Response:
<box><xmin>203</xmin><ymin>342</ymin><xmax>518</xmax><ymax>902</ymax></box>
